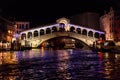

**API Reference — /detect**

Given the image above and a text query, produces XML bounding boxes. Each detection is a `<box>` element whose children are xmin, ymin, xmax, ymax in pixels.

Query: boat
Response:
<box><xmin>93</xmin><ymin>40</ymin><xmax>116</xmax><ymax>52</ymax></box>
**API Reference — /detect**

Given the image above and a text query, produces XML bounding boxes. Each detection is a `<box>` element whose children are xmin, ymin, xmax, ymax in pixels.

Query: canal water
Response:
<box><xmin>0</xmin><ymin>48</ymin><xmax>120</xmax><ymax>80</ymax></box>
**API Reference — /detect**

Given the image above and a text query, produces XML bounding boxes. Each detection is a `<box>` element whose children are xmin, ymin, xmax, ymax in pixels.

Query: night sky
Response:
<box><xmin>0</xmin><ymin>0</ymin><xmax>120</xmax><ymax>27</ymax></box>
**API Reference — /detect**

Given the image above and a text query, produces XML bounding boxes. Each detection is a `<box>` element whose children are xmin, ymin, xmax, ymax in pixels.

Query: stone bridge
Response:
<box><xmin>20</xmin><ymin>17</ymin><xmax>105</xmax><ymax>48</ymax></box>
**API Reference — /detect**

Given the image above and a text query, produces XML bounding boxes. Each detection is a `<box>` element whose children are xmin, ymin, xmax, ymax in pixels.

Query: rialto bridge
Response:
<box><xmin>20</xmin><ymin>17</ymin><xmax>105</xmax><ymax>48</ymax></box>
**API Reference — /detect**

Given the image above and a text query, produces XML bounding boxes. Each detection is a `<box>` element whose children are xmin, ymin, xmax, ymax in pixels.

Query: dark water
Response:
<box><xmin>0</xmin><ymin>48</ymin><xmax>120</xmax><ymax>80</ymax></box>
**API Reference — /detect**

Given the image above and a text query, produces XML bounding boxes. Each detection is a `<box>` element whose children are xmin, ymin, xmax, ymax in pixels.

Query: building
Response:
<box><xmin>114</xmin><ymin>12</ymin><xmax>120</xmax><ymax>41</ymax></box>
<box><xmin>14</xmin><ymin>21</ymin><xmax>30</xmax><ymax>40</ymax></box>
<box><xmin>0</xmin><ymin>16</ymin><xmax>30</xmax><ymax>50</ymax></box>
<box><xmin>0</xmin><ymin>16</ymin><xmax>15</xmax><ymax>50</ymax></box>
<box><xmin>70</xmin><ymin>12</ymin><xmax>100</xmax><ymax>30</ymax></box>
<box><xmin>0</xmin><ymin>16</ymin><xmax>15</xmax><ymax>42</ymax></box>
<box><xmin>100</xmin><ymin>7</ymin><xmax>120</xmax><ymax>41</ymax></box>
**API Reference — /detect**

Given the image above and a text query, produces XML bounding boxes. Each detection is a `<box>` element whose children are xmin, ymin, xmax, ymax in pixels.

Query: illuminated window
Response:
<box><xmin>8</xmin><ymin>30</ymin><xmax>10</xmax><ymax>34</ymax></box>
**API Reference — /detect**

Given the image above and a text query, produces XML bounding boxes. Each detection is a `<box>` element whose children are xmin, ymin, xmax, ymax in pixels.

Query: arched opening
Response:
<box><xmin>76</xmin><ymin>28</ymin><xmax>81</xmax><ymax>34</ymax></box>
<box><xmin>21</xmin><ymin>33</ymin><xmax>26</xmax><ymax>40</ymax></box>
<box><xmin>38</xmin><ymin>36</ymin><xmax>89</xmax><ymax>49</ymax></box>
<box><xmin>34</xmin><ymin>30</ymin><xmax>38</xmax><ymax>37</ymax></box>
<box><xmin>40</xmin><ymin>29</ymin><xmax>44</xmax><ymax>35</ymax></box>
<box><xmin>59</xmin><ymin>23</ymin><xmax>65</xmax><ymax>32</ymax></box>
<box><xmin>52</xmin><ymin>26</ymin><xmax>57</xmax><ymax>32</ymax></box>
<box><xmin>88</xmin><ymin>31</ymin><xmax>93</xmax><ymax>37</ymax></box>
<box><xmin>46</xmin><ymin>28</ymin><xmax>51</xmax><ymax>34</ymax></box>
<box><xmin>82</xmin><ymin>29</ymin><xmax>87</xmax><ymax>35</ymax></box>
<box><xmin>70</xmin><ymin>26</ymin><xmax>75</xmax><ymax>32</ymax></box>
<box><xmin>94</xmin><ymin>32</ymin><xmax>99</xmax><ymax>38</ymax></box>
<box><xmin>28</xmin><ymin>32</ymin><xmax>32</xmax><ymax>38</ymax></box>
<box><xmin>59</xmin><ymin>23</ymin><xmax>65</xmax><ymax>28</ymax></box>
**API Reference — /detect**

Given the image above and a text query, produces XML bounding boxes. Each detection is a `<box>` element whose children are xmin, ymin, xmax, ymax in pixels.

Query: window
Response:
<box><xmin>22</xmin><ymin>24</ymin><xmax>24</xmax><ymax>29</ymax></box>
<box><xmin>26</xmin><ymin>24</ymin><xmax>29</xmax><ymax>29</ymax></box>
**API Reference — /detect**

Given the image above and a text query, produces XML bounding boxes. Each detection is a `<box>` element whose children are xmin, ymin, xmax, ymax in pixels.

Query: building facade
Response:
<box><xmin>0</xmin><ymin>16</ymin><xmax>15</xmax><ymax>50</ymax></box>
<box><xmin>0</xmin><ymin>16</ymin><xmax>15</xmax><ymax>43</ymax></box>
<box><xmin>100</xmin><ymin>7</ymin><xmax>120</xmax><ymax>41</ymax></box>
<box><xmin>0</xmin><ymin>16</ymin><xmax>30</xmax><ymax>50</ymax></box>
<box><xmin>14</xmin><ymin>21</ymin><xmax>30</xmax><ymax>40</ymax></box>
<box><xmin>114</xmin><ymin>14</ymin><xmax>120</xmax><ymax>41</ymax></box>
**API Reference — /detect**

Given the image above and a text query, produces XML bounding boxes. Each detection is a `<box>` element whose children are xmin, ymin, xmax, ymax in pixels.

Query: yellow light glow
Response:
<box><xmin>8</xmin><ymin>30</ymin><xmax>11</xmax><ymax>33</ymax></box>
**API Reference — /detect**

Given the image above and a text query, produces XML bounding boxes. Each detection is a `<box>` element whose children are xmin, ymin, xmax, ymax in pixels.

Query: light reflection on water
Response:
<box><xmin>0</xmin><ymin>49</ymin><xmax>120</xmax><ymax>80</ymax></box>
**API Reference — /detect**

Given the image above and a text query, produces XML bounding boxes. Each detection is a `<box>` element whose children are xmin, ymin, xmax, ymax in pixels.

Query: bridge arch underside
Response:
<box><xmin>22</xmin><ymin>32</ymin><xmax>99</xmax><ymax>49</ymax></box>
<box><xmin>38</xmin><ymin>36</ymin><xmax>91</xmax><ymax>49</ymax></box>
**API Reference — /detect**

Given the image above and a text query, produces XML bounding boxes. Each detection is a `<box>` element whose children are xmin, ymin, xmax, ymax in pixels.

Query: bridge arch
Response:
<box><xmin>46</xmin><ymin>28</ymin><xmax>51</xmax><ymax>34</ymax></box>
<box><xmin>21</xmin><ymin>31</ymin><xmax>101</xmax><ymax>48</ymax></box>
<box><xmin>70</xmin><ymin>26</ymin><xmax>75</xmax><ymax>32</ymax></box>
<box><xmin>28</xmin><ymin>32</ymin><xmax>32</xmax><ymax>38</ymax></box>
<box><xmin>34</xmin><ymin>30</ymin><xmax>38</xmax><ymax>37</ymax></box>
<box><xmin>52</xmin><ymin>26</ymin><xmax>57</xmax><ymax>32</ymax></box>
<box><xmin>88</xmin><ymin>31</ymin><xmax>93</xmax><ymax>37</ymax></box>
<box><xmin>94</xmin><ymin>32</ymin><xmax>99</xmax><ymax>38</ymax></box>
<box><xmin>39</xmin><ymin>36</ymin><xmax>89</xmax><ymax>48</ymax></box>
<box><xmin>82</xmin><ymin>29</ymin><xmax>87</xmax><ymax>35</ymax></box>
<box><xmin>76</xmin><ymin>28</ymin><xmax>81</xmax><ymax>34</ymax></box>
<box><xmin>40</xmin><ymin>29</ymin><xmax>45</xmax><ymax>35</ymax></box>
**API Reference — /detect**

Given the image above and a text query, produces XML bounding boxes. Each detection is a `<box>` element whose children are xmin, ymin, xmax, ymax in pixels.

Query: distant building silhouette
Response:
<box><xmin>70</xmin><ymin>12</ymin><xmax>100</xmax><ymax>30</ymax></box>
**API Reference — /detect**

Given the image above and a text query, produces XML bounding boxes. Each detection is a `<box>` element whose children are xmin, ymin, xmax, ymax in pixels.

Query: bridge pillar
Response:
<box><xmin>31</xmin><ymin>31</ymin><xmax>33</xmax><ymax>39</ymax></box>
<box><xmin>38</xmin><ymin>30</ymin><xmax>40</xmax><ymax>37</ymax></box>
<box><xmin>87</xmin><ymin>31</ymin><xmax>88</xmax><ymax>37</ymax></box>
<box><xmin>93</xmin><ymin>32</ymin><xmax>95</xmax><ymax>38</ymax></box>
<box><xmin>25</xmin><ymin>32</ymin><xmax>27</xmax><ymax>40</ymax></box>
<box><xmin>44</xmin><ymin>28</ymin><xmax>46</xmax><ymax>35</ymax></box>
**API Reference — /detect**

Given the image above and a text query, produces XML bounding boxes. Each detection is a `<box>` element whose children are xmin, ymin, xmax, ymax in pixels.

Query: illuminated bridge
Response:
<box><xmin>20</xmin><ymin>18</ymin><xmax>105</xmax><ymax>48</ymax></box>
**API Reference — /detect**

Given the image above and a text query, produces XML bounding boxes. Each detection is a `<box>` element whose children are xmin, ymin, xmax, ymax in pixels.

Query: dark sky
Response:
<box><xmin>0</xmin><ymin>0</ymin><xmax>119</xmax><ymax>27</ymax></box>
